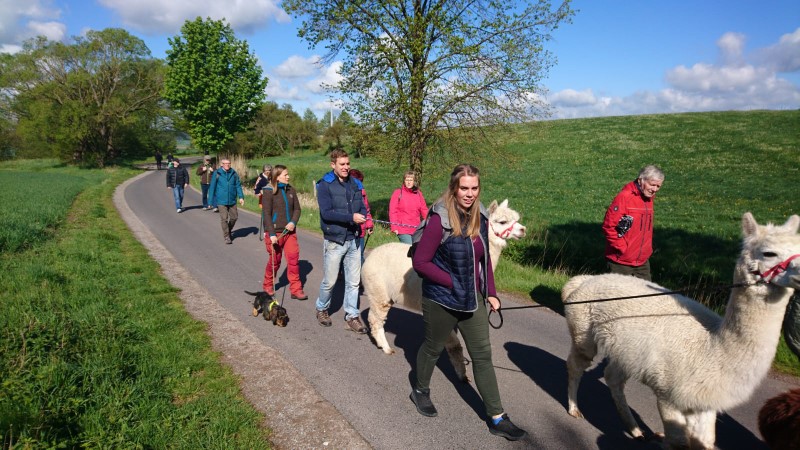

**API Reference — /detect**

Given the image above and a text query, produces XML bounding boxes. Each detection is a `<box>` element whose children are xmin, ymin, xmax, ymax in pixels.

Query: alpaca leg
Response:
<box><xmin>368</xmin><ymin>298</ymin><xmax>394</xmax><ymax>355</ymax></box>
<box><xmin>684</xmin><ymin>410</ymin><xmax>716</xmax><ymax>450</ymax></box>
<box><xmin>566</xmin><ymin>344</ymin><xmax>594</xmax><ymax>419</ymax></box>
<box><xmin>445</xmin><ymin>330</ymin><xmax>469</xmax><ymax>383</ymax></box>
<box><xmin>656</xmin><ymin>399</ymin><xmax>689</xmax><ymax>449</ymax></box>
<box><xmin>604</xmin><ymin>363</ymin><xmax>644</xmax><ymax>440</ymax></box>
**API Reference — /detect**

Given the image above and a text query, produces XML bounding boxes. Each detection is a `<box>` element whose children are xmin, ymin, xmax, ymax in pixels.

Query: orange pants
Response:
<box><xmin>263</xmin><ymin>231</ymin><xmax>302</xmax><ymax>295</ymax></box>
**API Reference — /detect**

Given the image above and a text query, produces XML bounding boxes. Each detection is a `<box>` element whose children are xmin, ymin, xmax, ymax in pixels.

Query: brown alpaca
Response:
<box><xmin>759</xmin><ymin>388</ymin><xmax>800</xmax><ymax>450</ymax></box>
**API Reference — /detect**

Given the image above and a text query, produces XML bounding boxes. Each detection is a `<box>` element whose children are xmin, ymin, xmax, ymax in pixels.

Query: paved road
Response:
<box><xmin>122</xmin><ymin>167</ymin><xmax>796</xmax><ymax>449</ymax></box>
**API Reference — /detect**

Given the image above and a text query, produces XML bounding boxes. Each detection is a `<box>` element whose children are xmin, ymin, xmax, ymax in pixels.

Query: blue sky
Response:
<box><xmin>2</xmin><ymin>0</ymin><xmax>798</xmax><ymax>120</ymax></box>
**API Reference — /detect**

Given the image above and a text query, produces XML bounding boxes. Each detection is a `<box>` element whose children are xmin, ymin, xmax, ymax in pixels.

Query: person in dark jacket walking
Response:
<box><xmin>166</xmin><ymin>158</ymin><xmax>189</xmax><ymax>213</ymax></box>
<box><xmin>410</xmin><ymin>164</ymin><xmax>527</xmax><ymax>441</ymax></box>
<box><xmin>314</xmin><ymin>149</ymin><xmax>368</xmax><ymax>333</ymax></box>
<box><xmin>602</xmin><ymin>165</ymin><xmax>665</xmax><ymax>280</ymax></box>
<box><xmin>208</xmin><ymin>158</ymin><xmax>245</xmax><ymax>244</ymax></box>
<box><xmin>261</xmin><ymin>165</ymin><xmax>307</xmax><ymax>300</ymax></box>
<box><xmin>155</xmin><ymin>150</ymin><xmax>163</xmax><ymax>170</ymax></box>
<box><xmin>196</xmin><ymin>156</ymin><xmax>216</xmax><ymax>210</ymax></box>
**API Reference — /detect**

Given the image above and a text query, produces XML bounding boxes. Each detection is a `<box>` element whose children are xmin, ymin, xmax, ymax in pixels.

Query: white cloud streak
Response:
<box><xmin>98</xmin><ymin>0</ymin><xmax>290</xmax><ymax>35</ymax></box>
<box><xmin>548</xmin><ymin>28</ymin><xmax>800</xmax><ymax>119</ymax></box>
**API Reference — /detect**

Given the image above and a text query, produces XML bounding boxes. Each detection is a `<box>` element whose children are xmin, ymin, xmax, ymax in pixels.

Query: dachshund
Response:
<box><xmin>245</xmin><ymin>290</ymin><xmax>289</xmax><ymax>327</ymax></box>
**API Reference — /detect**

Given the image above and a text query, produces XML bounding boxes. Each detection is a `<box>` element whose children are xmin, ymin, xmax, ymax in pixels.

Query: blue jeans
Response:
<box><xmin>316</xmin><ymin>238</ymin><xmax>361</xmax><ymax>320</ymax></box>
<box><xmin>201</xmin><ymin>183</ymin><xmax>210</xmax><ymax>208</ymax></box>
<box><xmin>397</xmin><ymin>233</ymin><xmax>413</xmax><ymax>244</ymax></box>
<box><xmin>172</xmin><ymin>185</ymin><xmax>184</xmax><ymax>210</ymax></box>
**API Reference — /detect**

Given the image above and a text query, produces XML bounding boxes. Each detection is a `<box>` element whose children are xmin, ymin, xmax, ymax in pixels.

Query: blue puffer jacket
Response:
<box><xmin>421</xmin><ymin>202</ymin><xmax>490</xmax><ymax>312</ymax></box>
<box><xmin>208</xmin><ymin>167</ymin><xmax>244</xmax><ymax>206</ymax></box>
<box><xmin>316</xmin><ymin>170</ymin><xmax>366</xmax><ymax>244</ymax></box>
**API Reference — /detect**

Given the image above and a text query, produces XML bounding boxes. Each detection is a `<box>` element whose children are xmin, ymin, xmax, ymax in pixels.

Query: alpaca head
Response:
<box><xmin>740</xmin><ymin>212</ymin><xmax>800</xmax><ymax>291</ymax></box>
<box><xmin>487</xmin><ymin>199</ymin><xmax>526</xmax><ymax>248</ymax></box>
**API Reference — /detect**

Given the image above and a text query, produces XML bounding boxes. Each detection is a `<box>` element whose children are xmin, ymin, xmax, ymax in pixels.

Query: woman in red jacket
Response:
<box><xmin>602</xmin><ymin>165</ymin><xmax>665</xmax><ymax>281</ymax></box>
<box><xmin>389</xmin><ymin>171</ymin><xmax>428</xmax><ymax>244</ymax></box>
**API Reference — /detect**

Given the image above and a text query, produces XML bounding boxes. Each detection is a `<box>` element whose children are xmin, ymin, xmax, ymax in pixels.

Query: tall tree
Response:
<box><xmin>164</xmin><ymin>17</ymin><xmax>267</xmax><ymax>154</ymax></box>
<box><xmin>0</xmin><ymin>30</ymin><xmax>164</xmax><ymax>165</ymax></box>
<box><xmin>283</xmin><ymin>0</ymin><xmax>575</xmax><ymax>176</ymax></box>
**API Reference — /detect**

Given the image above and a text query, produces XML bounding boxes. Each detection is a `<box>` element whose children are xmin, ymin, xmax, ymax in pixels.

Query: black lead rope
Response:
<box><xmin>487</xmin><ymin>281</ymin><xmax>757</xmax><ymax>329</ymax></box>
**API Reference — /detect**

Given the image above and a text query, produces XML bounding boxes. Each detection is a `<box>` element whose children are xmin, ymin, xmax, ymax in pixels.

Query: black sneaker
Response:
<box><xmin>409</xmin><ymin>388</ymin><xmax>438</xmax><ymax>417</ymax></box>
<box><xmin>488</xmin><ymin>414</ymin><xmax>527</xmax><ymax>441</ymax></box>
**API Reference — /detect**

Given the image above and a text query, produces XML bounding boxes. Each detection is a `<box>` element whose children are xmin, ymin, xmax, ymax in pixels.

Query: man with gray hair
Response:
<box><xmin>208</xmin><ymin>158</ymin><xmax>245</xmax><ymax>244</ymax></box>
<box><xmin>602</xmin><ymin>165</ymin><xmax>665</xmax><ymax>280</ymax></box>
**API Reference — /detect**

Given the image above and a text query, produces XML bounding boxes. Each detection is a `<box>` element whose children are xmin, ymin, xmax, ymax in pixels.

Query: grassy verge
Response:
<box><xmin>0</xmin><ymin>161</ymin><xmax>269</xmax><ymax>448</ymax></box>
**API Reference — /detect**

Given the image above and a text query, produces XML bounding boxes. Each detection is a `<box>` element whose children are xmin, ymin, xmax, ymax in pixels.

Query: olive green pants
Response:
<box><xmin>415</xmin><ymin>296</ymin><xmax>503</xmax><ymax>417</ymax></box>
<box><xmin>607</xmin><ymin>259</ymin><xmax>651</xmax><ymax>281</ymax></box>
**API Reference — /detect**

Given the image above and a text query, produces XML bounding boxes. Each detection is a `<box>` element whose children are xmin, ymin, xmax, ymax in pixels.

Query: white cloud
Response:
<box><xmin>305</xmin><ymin>61</ymin><xmax>343</xmax><ymax>94</ymax></box>
<box><xmin>265</xmin><ymin>78</ymin><xmax>304</xmax><ymax>101</ymax></box>
<box><xmin>274</xmin><ymin>55</ymin><xmax>322</xmax><ymax>78</ymax></box>
<box><xmin>549</xmin><ymin>29</ymin><xmax>800</xmax><ymax>119</ymax></box>
<box><xmin>0</xmin><ymin>0</ymin><xmax>63</xmax><ymax>50</ymax></box>
<box><xmin>98</xmin><ymin>0</ymin><xmax>290</xmax><ymax>35</ymax></box>
<box><xmin>755</xmin><ymin>27</ymin><xmax>800</xmax><ymax>73</ymax></box>
<box><xmin>26</xmin><ymin>21</ymin><xmax>67</xmax><ymax>42</ymax></box>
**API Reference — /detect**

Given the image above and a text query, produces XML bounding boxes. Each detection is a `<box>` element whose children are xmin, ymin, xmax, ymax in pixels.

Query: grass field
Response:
<box><xmin>232</xmin><ymin>110</ymin><xmax>800</xmax><ymax>374</ymax></box>
<box><xmin>0</xmin><ymin>161</ymin><xmax>270</xmax><ymax>448</ymax></box>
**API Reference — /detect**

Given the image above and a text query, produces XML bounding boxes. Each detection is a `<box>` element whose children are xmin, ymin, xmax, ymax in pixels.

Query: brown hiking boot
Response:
<box><xmin>316</xmin><ymin>309</ymin><xmax>332</xmax><ymax>327</ymax></box>
<box><xmin>345</xmin><ymin>316</ymin><xmax>367</xmax><ymax>334</ymax></box>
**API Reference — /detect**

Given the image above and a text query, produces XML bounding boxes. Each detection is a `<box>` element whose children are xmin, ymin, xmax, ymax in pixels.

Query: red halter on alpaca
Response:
<box><xmin>756</xmin><ymin>254</ymin><xmax>800</xmax><ymax>283</ymax></box>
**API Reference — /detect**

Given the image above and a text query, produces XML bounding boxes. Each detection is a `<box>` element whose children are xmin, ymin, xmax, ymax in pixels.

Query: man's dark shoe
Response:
<box><xmin>316</xmin><ymin>309</ymin><xmax>332</xmax><ymax>327</ymax></box>
<box><xmin>409</xmin><ymin>388</ymin><xmax>438</xmax><ymax>417</ymax></box>
<box><xmin>345</xmin><ymin>316</ymin><xmax>367</xmax><ymax>334</ymax></box>
<box><xmin>488</xmin><ymin>414</ymin><xmax>527</xmax><ymax>441</ymax></box>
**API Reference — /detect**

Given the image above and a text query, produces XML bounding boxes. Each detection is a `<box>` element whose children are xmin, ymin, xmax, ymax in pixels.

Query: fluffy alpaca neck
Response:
<box><xmin>488</xmin><ymin>234</ymin><xmax>507</xmax><ymax>272</ymax></box>
<box><xmin>716</xmin><ymin>266</ymin><xmax>793</xmax><ymax>400</ymax></box>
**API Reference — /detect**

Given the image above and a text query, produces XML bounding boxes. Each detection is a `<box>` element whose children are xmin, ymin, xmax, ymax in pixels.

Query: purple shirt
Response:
<box><xmin>412</xmin><ymin>213</ymin><xmax>497</xmax><ymax>297</ymax></box>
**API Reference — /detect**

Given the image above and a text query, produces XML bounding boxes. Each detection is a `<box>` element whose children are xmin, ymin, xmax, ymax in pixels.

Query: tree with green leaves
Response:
<box><xmin>164</xmin><ymin>17</ymin><xmax>267</xmax><ymax>155</ymax></box>
<box><xmin>283</xmin><ymin>0</ymin><xmax>575</xmax><ymax>177</ymax></box>
<box><xmin>0</xmin><ymin>29</ymin><xmax>165</xmax><ymax>165</ymax></box>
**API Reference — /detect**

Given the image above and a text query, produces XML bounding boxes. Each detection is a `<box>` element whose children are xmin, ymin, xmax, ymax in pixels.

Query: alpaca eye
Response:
<box><xmin>763</xmin><ymin>252</ymin><xmax>778</xmax><ymax>258</ymax></box>
<box><xmin>497</xmin><ymin>220</ymin><xmax>508</xmax><ymax>225</ymax></box>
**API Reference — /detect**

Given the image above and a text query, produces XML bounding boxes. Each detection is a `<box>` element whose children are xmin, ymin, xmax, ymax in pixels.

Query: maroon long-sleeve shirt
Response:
<box><xmin>412</xmin><ymin>213</ymin><xmax>497</xmax><ymax>297</ymax></box>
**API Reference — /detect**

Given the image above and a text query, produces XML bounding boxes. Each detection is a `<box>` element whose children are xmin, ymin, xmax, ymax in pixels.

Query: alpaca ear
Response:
<box><xmin>783</xmin><ymin>215</ymin><xmax>800</xmax><ymax>234</ymax></box>
<box><xmin>500</xmin><ymin>199</ymin><xmax>509</xmax><ymax>209</ymax></box>
<box><xmin>488</xmin><ymin>200</ymin><xmax>498</xmax><ymax>213</ymax></box>
<box><xmin>742</xmin><ymin>212</ymin><xmax>758</xmax><ymax>236</ymax></box>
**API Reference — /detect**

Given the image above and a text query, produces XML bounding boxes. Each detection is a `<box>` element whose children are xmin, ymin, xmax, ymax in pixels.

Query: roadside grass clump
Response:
<box><xmin>0</xmin><ymin>162</ymin><xmax>269</xmax><ymax>448</ymax></box>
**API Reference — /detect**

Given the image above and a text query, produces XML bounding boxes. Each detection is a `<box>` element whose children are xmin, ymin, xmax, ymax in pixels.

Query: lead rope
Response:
<box><xmin>488</xmin><ymin>280</ymin><xmax>759</xmax><ymax>330</ymax></box>
<box><xmin>488</xmin><ymin>253</ymin><xmax>800</xmax><ymax>330</ymax></box>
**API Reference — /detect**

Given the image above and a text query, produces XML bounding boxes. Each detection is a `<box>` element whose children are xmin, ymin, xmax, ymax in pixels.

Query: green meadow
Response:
<box><xmin>0</xmin><ymin>162</ymin><xmax>270</xmax><ymax>448</ymax></box>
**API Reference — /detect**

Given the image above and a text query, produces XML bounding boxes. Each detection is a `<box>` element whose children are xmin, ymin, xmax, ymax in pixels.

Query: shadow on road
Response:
<box><xmin>504</xmin><ymin>342</ymin><xmax>767</xmax><ymax>449</ymax></box>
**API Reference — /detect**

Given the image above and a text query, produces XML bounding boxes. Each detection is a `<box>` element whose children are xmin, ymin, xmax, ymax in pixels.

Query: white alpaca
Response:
<box><xmin>562</xmin><ymin>212</ymin><xmax>800</xmax><ymax>449</ymax></box>
<box><xmin>362</xmin><ymin>199</ymin><xmax>526</xmax><ymax>381</ymax></box>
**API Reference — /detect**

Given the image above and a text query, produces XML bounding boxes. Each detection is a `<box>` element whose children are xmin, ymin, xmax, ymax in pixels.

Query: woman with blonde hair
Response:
<box><xmin>410</xmin><ymin>164</ymin><xmax>526</xmax><ymax>441</ymax></box>
<box><xmin>261</xmin><ymin>165</ymin><xmax>307</xmax><ymax>300</ymax></box>
<box><xmin>389</xmin><ymin>170</ymin><xmax>428</xmax><ymax>243</ymax></box>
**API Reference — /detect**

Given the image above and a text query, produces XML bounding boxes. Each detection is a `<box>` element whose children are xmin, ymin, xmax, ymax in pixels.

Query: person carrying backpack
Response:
<box><xmin>208</xmin><ymin>158</ymin><xmax>245</xmax><ymax>244</ymax></box>
<box><xmin>409</xmin><ymin>163</ymin><xmax>527</xmax><ymax>441</ymax></box>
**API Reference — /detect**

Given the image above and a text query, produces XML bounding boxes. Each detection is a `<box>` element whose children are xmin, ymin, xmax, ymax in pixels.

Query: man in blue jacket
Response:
<box><xmin>315</xmin><ymin>149</ymin><xmax>368</xmax><ymax>333</ymax></box>
<box><xmin>208</xmin><ymin>158</ymin><xmax>245</xmax><ymax>244</ymax></box>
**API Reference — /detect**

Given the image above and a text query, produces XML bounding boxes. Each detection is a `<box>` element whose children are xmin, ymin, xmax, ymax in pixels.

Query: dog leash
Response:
<box><xmin>487</xmin><ymin>281</ymin><xmax>757</xmax><ymax>329</ymax></box>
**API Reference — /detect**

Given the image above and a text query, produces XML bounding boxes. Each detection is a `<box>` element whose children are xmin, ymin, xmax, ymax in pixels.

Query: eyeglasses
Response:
<box><xmin>221</xmin><ymin>162</ymin><xmax>231</xmax><ymax>165</ymax></box>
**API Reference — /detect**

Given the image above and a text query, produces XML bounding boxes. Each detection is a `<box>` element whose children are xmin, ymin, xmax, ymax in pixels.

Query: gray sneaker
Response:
<box><xmin>316</xmin><ymin>309</ymin><xmax>332</xmax><ymax>327</ymax></box>
<box><xmin>345</xmin><ymin>316</ymin><xmax>367</xmax><ymax>334</ymax></box>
